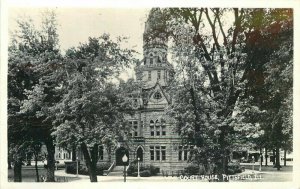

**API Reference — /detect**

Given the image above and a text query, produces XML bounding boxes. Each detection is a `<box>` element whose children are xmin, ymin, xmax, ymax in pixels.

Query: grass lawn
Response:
<box><xmin>8</xmin><ymin>165</ymin><xmax>79</xmax><ymax>182</ymax></box>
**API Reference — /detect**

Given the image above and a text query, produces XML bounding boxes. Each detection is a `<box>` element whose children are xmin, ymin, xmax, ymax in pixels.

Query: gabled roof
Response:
<box><xmin>149</xmin><ymin>81</ymin><xmax>171</xmax><ymax>104</ymax></box>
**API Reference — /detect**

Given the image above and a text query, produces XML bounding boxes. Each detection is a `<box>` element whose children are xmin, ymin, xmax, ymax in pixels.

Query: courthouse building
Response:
<box><xmin>111</xmin><ymin>8</ymin><xmax>190</xmax><ymax>172</ymax></box>
<box><xmin>59</xmin><ymin>8</ymin><xmax>191</xmax><ymax>172</ymax></box>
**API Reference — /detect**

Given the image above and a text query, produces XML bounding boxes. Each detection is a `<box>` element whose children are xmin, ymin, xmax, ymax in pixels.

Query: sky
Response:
<box><xmin>8</xmin><ymin>8</ymin><xmax>150</xmax><ymax>79</ymax></box>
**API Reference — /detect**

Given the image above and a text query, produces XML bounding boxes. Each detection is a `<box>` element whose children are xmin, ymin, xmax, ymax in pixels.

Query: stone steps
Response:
<box><xmin>107</xmin><ymin>166</ymin><xmax>126</xmax><ymax>176</ymax></box>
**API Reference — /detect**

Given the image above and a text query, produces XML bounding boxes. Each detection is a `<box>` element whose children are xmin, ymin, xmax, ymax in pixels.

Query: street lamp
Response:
<box><xmin>252</xmin><ymin>156</ymin><xmax>255</xmax><ymax>171</ymax></box>
<box><xmin>137</xmin><ymin>157</ymin><xmax>140</xmax><ymax>178</ymax></box>
<box><xmin>122</xmin><ymin>154</ymin><xmax>128</xmax><ymax>182</ymax></box>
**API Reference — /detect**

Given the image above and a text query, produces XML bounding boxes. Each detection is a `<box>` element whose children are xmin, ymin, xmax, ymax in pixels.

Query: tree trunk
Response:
<box><xmin>272</xmin><ymin>149</ymin><xmax>276</xmax><ymax>165</ymax></box>
<box><xmin>107</xmin><ymin>148</ymin><xmax>112</xmax><ymax>163</ymax></box>
<box><xmin>80</xmin><ymin>142</ymin><xmax>98</xmax><ymax>182</ymax></box>
<box><xmin>8</xmin><ymin>158</ymin><xmax>12</xmax><ymax>169</ymax></box>
<box><xmin>72</xmin><ymin>146</ymin><xmax>77</xmax><ymax>161</ymax></box>
<box><xmin>265</xmin><ymin>147</ymin><xmax>268</xmax><ymax>166</ymax></box>
<box><xmin>13</xmin><ymin>160</ymin><xmax>22</xmax><ymax>182</ymax></box>
<box><xmin>275</xmin><ymin>147</ymin><xmax>281</xmax><ymax>170</ymax></box>
<box><xmin>34</xmin><ymin>154</ymin><xmax>39</xmax><ymax>182</ymax></box>
<box><xmin>284</xmin><ymin>149</ymin><xmax>287</xmax><ymax>166</ymax></box>
<box><xmin>259</xmin><ymin>147</ymin><xmax>263</xmax><ymax>167</ymax></box>
<box><xmin>26</xmin><ymin>152</ymin><xmax>32</xmax><ymax>166</ymax></box>
<box><xmin>45</xmin><ymin>139</ymin><xmax>55</xmax><ymax>182</ymax></box>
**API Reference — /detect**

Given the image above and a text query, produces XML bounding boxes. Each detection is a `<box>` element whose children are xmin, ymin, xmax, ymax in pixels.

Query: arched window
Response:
<box><xmin>161</xmin><ymin>119</ymin><xmax>166</xmax><ymax>136</ymax></box>
<box><xmin>137</xmin><ymin>147</ymin><xmax>144</xmax><ymax>161</ymax></box>
<box><xmin>150</xmin><ymin>54</ymin><xmax>153</xmax><ymax>65</ymax></box>
<box><xmin>155</xmin><ymin>120</ymin><xmax>160</xmax><ymax>136</ymax></box>
<box><xmin>150</xmin><ymin>120</ymin><xmax>154</xmax><ymax>136</ymax></box>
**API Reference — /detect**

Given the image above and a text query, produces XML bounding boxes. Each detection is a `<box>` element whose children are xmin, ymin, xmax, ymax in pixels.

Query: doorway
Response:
<box><xmin>137</xmin><ymin>147</ymin><xmax>143</xmax><ymax>162</ymax></box>
<box><xmin>115</xmin><ymin>147</ymin><xmax>129</xmax><ymax>166</ymax></box>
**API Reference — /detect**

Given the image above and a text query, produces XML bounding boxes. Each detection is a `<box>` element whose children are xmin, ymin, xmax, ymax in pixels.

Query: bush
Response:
<box><xmin>127</xmin><ymin>163</ymin><xmax>159</xmax><ymax>176</ymax></box>
<box><xmin>146</xmin><ymin>165</ymin><xmax>160</xmax><ymax>176</ymax></box>
<box><xmin>95</xmin><ymin>163</ymin><xmax>111</xmax><ymax>175</ymax></box>
<box><xmin>228</xmin><ymin>161</ymin><xmax>241</xmax><ymax>175</ymax></box>
<box><xmin>65</xmin><ymin>162</ymin><xmax>111</xmax><ymax>176</ymax></box>
<box><xmin>140</xmin><ymin>170</ymin><xmax>151</xmax><ymax>177</ymax></box>
<box><xmin>184</xmin><ymin>164</ymin><xmax>200</xmax><ymax>175</ymax></box>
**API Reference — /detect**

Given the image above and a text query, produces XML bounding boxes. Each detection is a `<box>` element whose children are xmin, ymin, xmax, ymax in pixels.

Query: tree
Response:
<box><xmin>52</xmin><ymin>35</ymin><xmax>136</xmax><ymax>182</ymax></box>
<box><xmin>159</xmin><ymin>8</ymin><xmax>293</xmax><ymax>178</ymax></box>
<box><xmin>8</xmin><ymin>10</ymin><xmax>62</xmax><ymax>182</ymax></box>
<box><xmin>262</xmin><ymin>13</ymin><xmax>293</xmax><ymax>169</ymax></box>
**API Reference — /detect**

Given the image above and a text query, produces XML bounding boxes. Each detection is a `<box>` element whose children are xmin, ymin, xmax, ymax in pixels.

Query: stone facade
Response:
<box><xmin>109</xmin><ymin>8</ymin><xmax>190</xmax><ymax>172</ymax></box>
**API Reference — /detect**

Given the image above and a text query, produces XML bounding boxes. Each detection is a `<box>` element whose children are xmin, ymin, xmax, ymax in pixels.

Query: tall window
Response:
<box><xmin>129</xmin><ymin>121</ymin><xmax>138</xmax><ymax>137</ymax></box>
<box><xmin>155</xmin><ymin>146</ymin><xmax>160</xmax><ymax>160</ymax></box>
<box><xmin>150</xmin><ymin>146</ymin><xmax>154</xmax><ymax>160</ymax></box>
<box><xmin>157</xmin><ymin>70</ymin><xmax>161</xmax><ymax>80</ymax></box>
<box><xmin>178</xmin><ymin>145</ymin><xmax>190</xmax><ymax>161</ymax></box>
<box><xmin>161</xmin><ymin>146</ymin><xmax>166</xmax><ymax>160</ymax></box>
<box><xmin>150</xmin><ymin>120</ymin><xmax>155</xmax><ymax>136</ymax></box>
<box><xmin>150</xmin><ymin>146</ymin><xmax>166</xmax><ymax>161</ymax></box>
<box><xmin>133</xmin><ymin>121</ymin><xmax>138</xmax><ymax>136</ymax></box>
<box><xmin>150</xmin><ymin>119</ymin><xmax>166</xmax><ymax>136</ymax></box>
<box><xmin>161</xmin><ymin>119</ymin><xmax>166</xmax><ymax>136</ymax></box>
<box><xmin>148</xmin><ymin>71</ymin><xmax>151</xmax><ymax>81</ymax></box>
<box><xmin>150</xmin><ymin>54</ymin><xmax>153</xmax><ymax>65</ymax></box>
<box><xmin>155</xmin><ymin>120</ymin><xmax>160</xmax><ymax>136</ymax></box>
<box><xmin>178</xmin><ymin>146</ymin><xmax>182</xmax><ymax>161</ymax></box>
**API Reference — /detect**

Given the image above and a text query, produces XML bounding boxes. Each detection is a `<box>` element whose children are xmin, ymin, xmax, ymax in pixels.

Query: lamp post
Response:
<box><xmin>122</xmin><ymin>154</ymin><xmax>128</xmax><ymax>182</ymax></box>
<box><xmin>137</xmin><ymin>157</ymin><xmax>140</xmax><ymax>178</ymax></box>
<box><xmin>76</xmin><ymin>157</ymin><xmax>79</xmax><ymax>177</ymax></box>
<box><xmin>252</xmin><ymin>156</ymin><xmax>255</xmax><ymax>171</ymax></box>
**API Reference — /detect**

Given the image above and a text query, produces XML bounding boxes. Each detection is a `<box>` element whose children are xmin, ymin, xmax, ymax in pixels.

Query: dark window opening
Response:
<box><xmin>161</xmin><ymin>146</ymin><xmax>166</xmax><ymax>161</ymax></box>
<box><xmin>150</xmin><ymin>146</ymin><xmax>154</xmax><ymax>160</ymax></box>
<box><xmin>154</xmin><ymin>92</ymin><xmax>162</xmax><ymax>99</ymax></box>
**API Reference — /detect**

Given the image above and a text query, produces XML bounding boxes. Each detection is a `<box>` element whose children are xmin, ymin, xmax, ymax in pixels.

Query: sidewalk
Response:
<box><xmin>54</xmin><ymin>168</ymin><xmax>293</xmax><ymax>183</ymax></box>
<box><xmin>55</xmin><ymin>170</ymin><xmax>180</xmax><ymax>182</ymax></box>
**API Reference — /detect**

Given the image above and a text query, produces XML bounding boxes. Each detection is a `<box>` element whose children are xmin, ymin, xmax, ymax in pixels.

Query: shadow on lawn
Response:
<box><xmin>7</xmin><ymin>167</ymin><xmax>80</xmax><ymax>182</ymax></box>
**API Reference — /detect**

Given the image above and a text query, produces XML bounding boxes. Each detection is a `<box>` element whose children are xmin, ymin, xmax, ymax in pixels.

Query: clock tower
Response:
<box><xmin>135</xmin><ymin>8</ymin><xmax>174</xmax><ymax>108</ymax></box>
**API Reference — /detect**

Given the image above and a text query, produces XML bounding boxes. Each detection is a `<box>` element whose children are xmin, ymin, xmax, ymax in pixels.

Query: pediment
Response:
<box><xmin>147</xmin><ymin>82</ymin><xmax>170</xmax><ymax>105</ymax></box>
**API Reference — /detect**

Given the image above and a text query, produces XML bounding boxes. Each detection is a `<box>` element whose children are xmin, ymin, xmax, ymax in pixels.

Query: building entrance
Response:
<box><xmin>115</xmin><ymin>147</ymin><xmax>129</xmax><ymax>166</ymax></box>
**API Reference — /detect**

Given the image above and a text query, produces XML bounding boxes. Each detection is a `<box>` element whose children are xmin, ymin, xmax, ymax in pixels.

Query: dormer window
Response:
<box><xmin>157</xmin><ymin>70</ymin><xmax>161</xmax><ymax>80</ymax></box>
<box><xmin>150</xmin><ymin>53</ymin><xmax>153</xmax><ymax>65</ymax></box>
<box><xmin>157</xmin><ymin>56</ymin><xmax>161</xmax><ymax>63</ymax></box>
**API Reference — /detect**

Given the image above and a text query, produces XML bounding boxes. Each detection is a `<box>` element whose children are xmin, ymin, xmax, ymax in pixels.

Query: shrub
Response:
<box><xmin>184</xmin><ymin>164</ymin><xmax>199</xmax><ymax>175</ymax></box>
<box><xmin>228</xmin><ymin>161</ymin><xmax>241</xmax><ymax>174</ymax></box>
<box><xmin>140</xmin><ymin>170</ymin><xmax>151</xmax><ymax>177</ymax></box>
<box><xmin>65</xmin><ymin>162</ymin><xmax>111</xmax><ymax>175</ymax></box>
<box><xmin>227</xmin><ymin>168</ymin><xmax>235</xmax><ymax>175</ymax></box>
<box><xmin>146</xmin><ymin>165</ymin><xmax>160</xmax><ymax>176</ymax></box>
<box><xmin>127</xmin><ymin>163</ymin><xmax>159</xmax><ymax>176</ymax></box>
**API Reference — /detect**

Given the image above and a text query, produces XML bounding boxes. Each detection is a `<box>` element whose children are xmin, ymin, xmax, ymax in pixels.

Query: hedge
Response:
<box><xmin>65</xmin><ymin>162</ymin><xmax>111</xmax><ymax>176</ymax></box>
